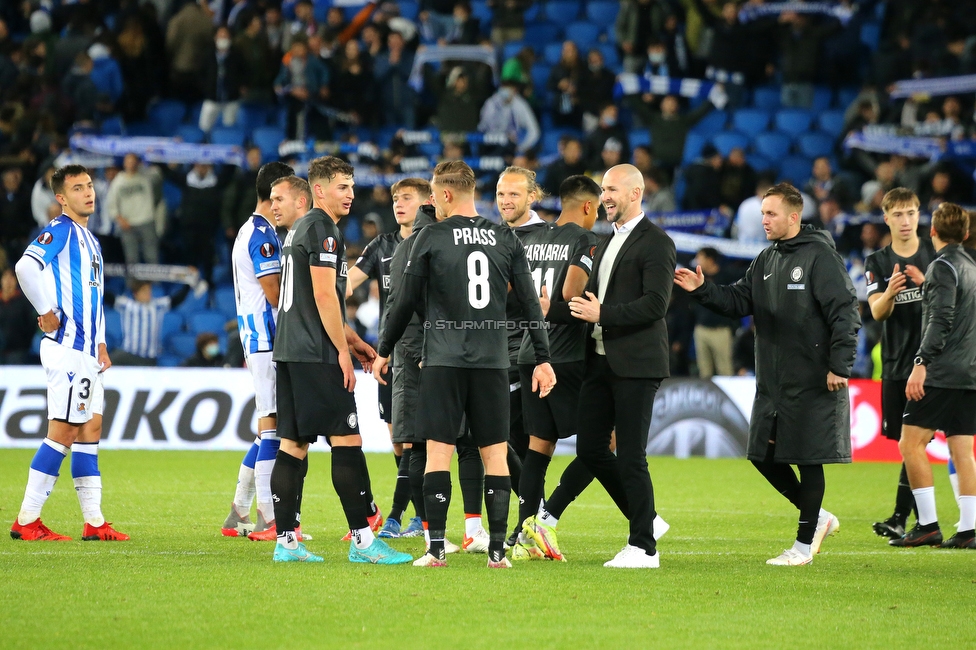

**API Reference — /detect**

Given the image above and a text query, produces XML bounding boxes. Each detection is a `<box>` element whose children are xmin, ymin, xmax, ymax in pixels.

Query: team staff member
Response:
<box><xmin>12</xmin><ymin>165</ymin><xmax>127</xmax><ymax>542</ymax></box>
<box><xmin>864</xmin><ymin>188</ymin><xmax>935</xmax><ymax>540</ymax></box>
<box><xmin>676</xmin><ymin>182</ymin><xmax>859</xmax><ymax>567</ymax></box>
<box><xmin>375</xmin><ymin>160</ymin><xmax>555</xmax><ymax>568</ymax></box>
<box><xmin>546</xmin><ymin>164</ymin><xmax>676</xmax><ymax>569</ymax></box>
<box><xmin>267</xmin><ymin>161</ymin><xmax>410</xmax><ymax>565</ymax></box>
<box><xmin>892</xmin><ymin>203</ymin><xmax>976</xmax><ymax>549</ymax></box>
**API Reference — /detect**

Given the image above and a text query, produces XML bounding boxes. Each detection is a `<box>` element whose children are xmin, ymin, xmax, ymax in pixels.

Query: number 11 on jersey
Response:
<box><xmin>531</xmin><ymin>267</ymin><xmax>554</xmax><ymax>298</ymax></box>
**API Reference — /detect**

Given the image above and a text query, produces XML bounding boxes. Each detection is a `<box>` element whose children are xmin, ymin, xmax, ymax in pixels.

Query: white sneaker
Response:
<box><xmin>653</xmin><ymin>514</ymin><xmax>669</xmax><ymax>541</ymax></box>
<box><xmin>811</xmin><ymin>511</ymin><xmax>840</xmax><ymax>554</ymax></box>
<box><xmin>603</xmin><ymin>544</ymin><xmax>660</xmax><ymax>568</ymax></box>
<box><xmin>487</xmin><ymin>556</ymin><xmax>512</xmax><ymax>568</ymax></box>
<box><xmin>412</xmin><ymin>552</ymin><xmax>447</xmax><ymax>568</ymax></box>
<box><xmin>766</xmin><ymin>547</ymin><xmax>812</xmax><ymax>566</ymax></box>
<box><xmin>462</xmin><ymin>528</ymin><xmax>490</xmax><ymax>553</ymax></box>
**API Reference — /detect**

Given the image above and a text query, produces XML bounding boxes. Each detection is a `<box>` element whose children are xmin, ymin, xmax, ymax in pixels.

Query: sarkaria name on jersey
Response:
<box><xmin>894</xmin><ymin>287</ymin><xmax>922</xmax><ymax>303</ymax></box>
<box><xmin>452</xmin><ymin>227</ymin><xmax>497</xmax><ymax>246</ymax></box>
<box><xmin>524</xmin><ymin>243</ymin><xmax>570</xmax><ymax>262</ymax></box>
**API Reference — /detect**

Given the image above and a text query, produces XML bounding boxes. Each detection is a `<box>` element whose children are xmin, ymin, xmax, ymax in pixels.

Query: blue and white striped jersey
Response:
<box><xmin>114</xmin><ymin>295</ymin><xmax>171</xmax><ymax>359</ymax></box>
<box><xmin>23</xmin><ymin>215</ymin><xmax>105</xmax><ymax>358</ymax></box>
<box><xmin>232</xmin><ymin>213</ymin><xmax>280</xmax><ymax>354</ymax></box>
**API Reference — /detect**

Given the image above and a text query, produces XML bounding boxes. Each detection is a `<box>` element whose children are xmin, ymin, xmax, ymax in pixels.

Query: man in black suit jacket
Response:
<box><xmin>543</xmin><ymin>164</ymin><xmax>676</xmax><ymax>568</ymax></box>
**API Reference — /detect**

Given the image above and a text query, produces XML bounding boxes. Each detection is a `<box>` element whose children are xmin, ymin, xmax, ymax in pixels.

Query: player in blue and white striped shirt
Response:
<box><xmin>11</xmin><ymin>164</ymin><xmax>128</xmax><ymax>542</ymax></box>
<box><xmin>221</xmin><ymin>161</ymin><xmax>297</xmax><ymax>539</ymax></box>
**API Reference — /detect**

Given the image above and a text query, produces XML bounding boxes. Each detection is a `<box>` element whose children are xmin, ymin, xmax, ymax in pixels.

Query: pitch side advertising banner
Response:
<box><xmin>0</xmin><ymin>369</ymin><xmax>942</xmax><ymax>462</ymax></box>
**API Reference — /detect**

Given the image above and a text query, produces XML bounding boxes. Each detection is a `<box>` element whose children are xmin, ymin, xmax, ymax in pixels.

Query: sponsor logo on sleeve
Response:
<box><xmin>259</xmin><ymin>261</ymin><xmax>280</xmax><ymax>271</ymax></box>
<box><xmin>320</xmin><ymin>253</ymin><xmax>337</xmax><ymax>263</ymax></box>
<box><xmin>581</xmin><ymin>256</ymin><xmax>593</xmax><ymax>270</ymax></box>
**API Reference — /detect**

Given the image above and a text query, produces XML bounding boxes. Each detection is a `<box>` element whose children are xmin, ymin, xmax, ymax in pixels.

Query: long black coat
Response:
<box><xmin>691</xmin><ymin>226</ymin><xmax>860</xmax><ymax>464</ymax></box>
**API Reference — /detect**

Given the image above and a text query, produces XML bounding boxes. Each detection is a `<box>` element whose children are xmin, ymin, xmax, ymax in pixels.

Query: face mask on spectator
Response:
<box><xmin>601</xmin><ymin>115</ymin><xmax>617</xmax><ymax>127</ymax></box>
<box><xmin>216</xmin><ymin>37</ymin><xmax>231</xmax><ymax>51</ymax></box>
<box><xmin>649</xmin><ymin>52</ymin><xmax>665</xmax><ymax>64</ymax></box>
<box><xmin>500</xmin><ymin>87</ymin><xmax>515</xmax><ymax>101</ymax></box>
<box><xmin>205</xmin><ymin>343</ymin><xmax>220</xmax><ymax>358</ymax></box>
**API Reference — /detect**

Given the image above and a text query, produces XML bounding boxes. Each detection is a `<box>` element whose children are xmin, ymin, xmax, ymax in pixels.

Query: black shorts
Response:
<box><xmin>519</xmin><ymin>361</ymin><xmax>584</xmax><ymax>442</ymax></box>
<box><xmin>277</xmin><ymin>361</ymin><xmax>360</xmax><ymax>443</ymax></box>
<box><xmin>416</xmin><ymin>366</ymin><xmax>509</xmax><ymax>447</ymax></box>
<box><xmin>508</xmin><ymin>366</ymin><xmax>527</xmax><ymax>454</ymax></box>
<box><xmin>391</xmin><ymin>356</ymin><xmax>421</xmax><ymax>444</ymax></box>
<box><xmin>903</xmin><ymin>386</ymin><xmax>976</xmax><ymax>436</ymax></box>
<box><xmin>377</xmin><ymin>368</ymin><xmax>393</xmax><ymax>424</ymax></box>
<box><xmin>881</xmin><ymin>378</ymin><xmax>908</xmax><ymax>441</ymax></box>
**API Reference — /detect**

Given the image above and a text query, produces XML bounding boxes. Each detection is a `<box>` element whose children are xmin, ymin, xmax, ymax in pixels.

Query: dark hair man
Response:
<box><xmin>675</xmin><ymin>182</ymin><xmax>860</xmax><ymax>566</ymax></box>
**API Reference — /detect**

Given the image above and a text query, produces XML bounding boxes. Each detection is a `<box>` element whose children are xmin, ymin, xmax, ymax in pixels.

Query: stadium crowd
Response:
<box><xmin>1</xmin><ymin>0</ymin><xmax>976</xmax><ymax>373</ymax></box>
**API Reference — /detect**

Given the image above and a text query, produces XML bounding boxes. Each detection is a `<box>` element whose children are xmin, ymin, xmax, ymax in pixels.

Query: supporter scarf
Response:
<box><xmin>737</xmin><ymin>2</ymin><xmax>854</xmax><ymax>25</ymax></box>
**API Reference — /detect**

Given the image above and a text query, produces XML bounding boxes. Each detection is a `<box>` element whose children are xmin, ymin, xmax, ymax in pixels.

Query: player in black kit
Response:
<box><xmin>269</xmin><ymin>159</ymin><xmax>410</xmax><ymax>565</ymax></box>
<box><xmin>864</xmin><ymin>189</ymin><xmax>935</xmax><ymax>539</ymax></box>
<box><xmin>374</xmin><ymin>161</ymin><xmax>556</xmax><ymax>568</ymax></box>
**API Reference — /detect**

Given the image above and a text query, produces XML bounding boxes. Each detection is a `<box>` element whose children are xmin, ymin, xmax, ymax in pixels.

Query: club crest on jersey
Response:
<box><xmin>790</xmin><ymin>267</ymin><xmax>804</xmax><ymax>282</ymax></box>
<box><xmin>260</xmin><ymin>242</ymin><xmax>275</xmax><ymax>258</ymax></box>
<box><xmin>77</xmin><ymin>402</ymin><xmax>86</xmax><ymax>413</ymax></box>
<box><xmin>346</xmin><ymin>413</ymin><xmax>358</xmax><ymax>428</ymax></box>
<box><xmin>323</xmin><ymin>237</ymin><xmax>338</xmax><ymax>253</ymax></box>
<box><xmin>37</xmin><ymin>232</ymin><xmax>54</xmax><ymax>245</ymax></box>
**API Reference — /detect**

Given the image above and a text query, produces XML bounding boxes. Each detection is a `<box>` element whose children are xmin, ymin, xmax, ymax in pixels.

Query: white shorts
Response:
<box><xmin>245</xmin><ymin>351</ymin><xmax>276</xmax><ymax>418</ymax></box>
<box><xmin>40</xmin><ymin>339</ymin><xmax>104</xmax><ymax>425</ymax></box>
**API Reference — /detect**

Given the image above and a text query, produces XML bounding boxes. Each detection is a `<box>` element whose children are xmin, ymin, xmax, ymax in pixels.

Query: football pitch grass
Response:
<box><xmin>1</xmin><ymin>450</ymin><xmax>972</xmax><ymax>649</ymax></box>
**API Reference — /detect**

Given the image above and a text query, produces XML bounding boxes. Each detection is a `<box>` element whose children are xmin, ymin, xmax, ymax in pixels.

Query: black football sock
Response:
<box><xmin>484</xmin><ymin>474</ymin><xmax>512</xmax><ymax>562</ymax></box>
<box><xmin>331</xmin><ymin>447</ymin><xmax>370</xmax><ymax>532</ymax></box>
<box><xmin>795</xmin><ymin>464</ymin><xmax>825</xmax><ymax>545</ymax></box>
<box><xmin>457</xmin><ymin>443</ymin><xmax>484</xmax><ymax>516</ymax></box>
<box><xmin>358</xmin><ymin>449</ymin><xmax>377</xmax><ymax>516</ymax></box>
<box><xmin>893</xmin><ymin>463</ymin><xmax>914</xmax><ymax>524</ymax></box>
<box><xmin>751</xmin><ymin>458</ymin><xmax>801</xmax><ymax>509</ymax></box>
<box><xmin>544</xmin><ymin>457</ymin><xmax>596</xmax><ymax>519</ymax></box>
<box><xmin>518</xmin><ymin>450</ymin><xmax>551</xmax><ymax>532</ymax></box>
<box><xmin>270</xmin><ymin>450</ymin><xmax>302</xmax><ymax>537</ymax></box>
<box><xmin>423</xmin><ymin>471</ymin><xmax>452</xmax><ymax>559</ymax></box>
<box><xmin>409</xmin><ymin>445</ymin><xmax>427</xmax><ymax>522</ymax></box>
<box><xmin>506</xmin><ymin>444</ymin><xmax>522</xmax><ymax>498</ymax></box>
<box><xmin>394</xmin><ymin>452</ymin><xmax>402</xmax><ymax>471</ymax></box>
<box><xmin>294</xmin><ymin>455</ymin><xmax>307</xmax><ymax>529</ymax></box>
<box><xmin>388</xmin><ymin>447</ymin><xmax>412</xmax><ymax>523</ymax></box>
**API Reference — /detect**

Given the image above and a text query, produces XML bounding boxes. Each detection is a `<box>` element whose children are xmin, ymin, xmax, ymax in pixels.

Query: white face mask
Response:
<box><xmin>216</xmin><ymin>37</ymin><xmax>231</xmax><ymax>52</ymax></box>
<box><xmin>649</xmin><ymin>52</ymin><xmax>665</xmax><ymax>64</ymax></box>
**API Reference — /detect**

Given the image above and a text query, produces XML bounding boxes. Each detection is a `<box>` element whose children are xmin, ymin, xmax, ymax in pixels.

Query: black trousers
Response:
<box><xmin>576</xmin><ymin>354</ymin><xmax>661</xmax><ymax>554</ymax></box>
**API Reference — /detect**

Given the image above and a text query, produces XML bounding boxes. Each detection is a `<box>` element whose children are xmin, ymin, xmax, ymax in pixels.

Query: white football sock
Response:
<box><xmin>958</xmin><ymin>495</ymin><xmax>976</xmax><ymax>533</ymax></box>
<box><xmin>539</xmin><ymin>509</ymin><xmax>559</xmax><ymax>528</ymax></box>
<box><xmin>792</xmin><ymin>540</ymin><xmax>812</xmax><ymax>557</ymax></box>
<box><xmin>278</xmin><ymin>530</ymin><xmax>298</xmax><ymax>550</ymax></box>
<box><xmin>353</xmin><ymin>527</ymin><xmax>375</xmax><ymax>549</ymax></box>
<box><xmin>949</xmin><ymin>470</ymin><xmax>960</xmax><ymax>505</ymax></box>
<box><xmin>912</xmin><ymin>486</ymin><xmax>938</xmax><ymax>526</ymax></box>
<box><xmin>73</xmin><ymin>475</ymin><xmax>104</xmax><ymax>527</ymax></box>
<box><xmin>233</xmin><ymin>464</ymin><xmax>256</xmax><ymax>515</ymax></box>
<box><xmin>254</xmin><ymin>458</ymin><xmax>275</xmax><ymax>522</ymax></box>
<box><xmin>464</xmin><ymin>515</ymin><xmax>483</xmax><ymax>537</ymax></box>
<box><xmin>19</xmin><ymin>469</ymin><xmax>59</xmax><ymax>525</ymax></box>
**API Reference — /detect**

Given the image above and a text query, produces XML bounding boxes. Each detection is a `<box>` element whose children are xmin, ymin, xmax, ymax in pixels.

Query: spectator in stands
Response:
<box><xmin>264</xmin><ymin>5</ymin><xmax>288</xmax><ymax>55</ymax></box>
<box><xmin>61</xmin><ymin>52</ymin><xmax>99</xmax><ymax>123</ymax></box>
<box><xmin>435</xmin><ymin>66</ymin><xmax>481</xmax><ymax>137</ymax></box>
<box><xmin>733</xmin><ymin>175</ymin><xmax>774</xmax><ymax>243</ymax></box>
<box><xmin>235</xmin><ymin>14</ymin><xmax>276</xmax><ymax>104</ymax></box>
<box><xmin>632</xmin><ymin>145</ymin><xmax>656</xmax><ymax>176</ymax></box>
<box><xmin>814</xmin><ymin>194</ymin><xmax>853</xmax><ymax>250</ymax></box>
<box><xmin>478</xmin><ymin>79</ymin><xmax>540</xmax><ymax>155</ymax></box>
<box><xmin>625</xmin><ymin>92</ymin><xmax>720</xmax><ymax>176</ymax></box>
<box><xmin>443</xmin><ymin>2</ymin><xmax>480</xmax><ymax>45</ymax></box>
<box><xmin>691</xmin><ymin>247</ymin><xmax>738</xmax><ymax>378</ymax></box>
<box><xmin>584</xmin><ymin>104</ymin><xmax>629</xmax><ymax>170</ymax></box>
<box><xmin>918</xmin><ymin>166</ymin><xmax>967</xmax><ymax>213</ymax></box>
<box><xmin>275</xmin><ymin>35</ymin><xmax>331</xmax><ymax>139</ymax></box>
<box><xmin>501</xmin><ymin>45</ymin><xmax>534</xmax><ymax>89</ymax></box>
<box><xmin>856</xmin><ymin>181</ymin><xmax>884</xmax><ymax>217</ymax></box>
<box><xmin>106</xmin><ymin>153</ymin><xmax>159</xmax><ymax>266</ymax></box>
<box><xmin>222</xmin><ymin>146</ymin><xmax>262</xmax><ymax>239</ymax></box>
<box><xmin>777</xmin><ymin>11</ymin><xmax>841</xmax><ymax>108</ymax></box>
<box><xmin>374</xmin><ymin>30</ymin><xmax>416</xmax><ymax>128</ymax></box>
<box><xmin>719</xmin><ymin>147</ymin><xmax>757</xmax><ymax>214</ymax></box>
<box><xmin>288</xmin><ymin>0</ymin><xmax>319</xmax><ymax>46</ymax></box>
<box><xmin>87</xmin><ymin>43</ymin><xmax>123</xmax><ymax>115</ymax></box>
<box><xmin>644</xmin><ymin>38</ymin><xmax>676</xmax><ymax>78</ymax></box>
<box><xmin>616</xmin><ymin>0</ymin><xmax>668</xmax><ymax>73</ymax></box>
<box><xmin>644</xmin><ymin>168</ymin><xmax>676</xmax><ymax>213</ymax></box>
<box><xmin>659</xmin><ymin>8</ymin><xmax>691</xmax><ymax>79</ymax></box>
<box><xmin>0</xmin><ymin>267</ymin><xmax>34</xmax><ymax>365</ymax></box>
<box><xmin>667</xmin><ymin>287</ymin><xmax>694</xmax><ymax>377</ymax></box>
<box><xmin>418</xmin><ymin>0</ymin><xmax>458</xmax><ymax>43</ymax></box>
<box><xmin>580</xmin><ymin>49</ymin><xmax>616</xmax><ymax>131</ymax></box>
<box><xmin>331</xmin><ymin>39</ymin><xmax>376</xmax><ymax>126</ymax></box>
<box><xmin>683</xmin><ymin>143</ymin><xmax>723</xmax><ymax>211</ymax></box>
<box><xmin>320</xmin><ymin>7</ymin><xmax>348</xmax><ymax>43</ymax></box>
<box><xmin>199</xmin><ymin>25</ymin><xmax>243</xmax><ymax>133</ymax></box>
<box><xmin>361</xmin><ymin>23</ymin><xmax>385</xmax><ymax>58</ymax></box>
<box><xmin>589</xmin><ymin>138</ymin><xmax>623</xmax><ymax>180</ymax></box>
<box><xmin>733</xmin><ymin>318</ymin><xmax>756</xmax><ymax>376</ymax></box>
<box><xmin>183</xmin><ymin>331</ymin><xmax>224</xmax><ymax>367</ymax></box>
<box><xmin>165</xmin><ymin>162</ymin><xmax>235</xmax><ymax>284</ymax></box>
<box><xmin>488</xmin><ymin>0</ymin><xmax>530</xmax><ymax>45</ymax></box>
<box><xmin>116</xmin><ymin>15</ymin><xmax>157</xmax><ymax>122</ymax></box>
<box><xmin>803</xmin><ymin>156</ymin><xmax>853</xmax><ymax>211</ymax></box>
<box><xmin>30</xmin><ymin>165</ymin><xmax>57</xmax><ymax>230</ymax></box>
<box><xmin>1</xmin><ymin>166</ymin><xmax>30</xmax><ymax>260</ymax></box>
<box><xmin>166</xmin><ymin>0</ymin><xmax>214</xmax><ymax>102</ymax></box>
<box><xmin>106</xmin><ymin>279</ymin><xmax>193</xmax><ymax>366</ymax></box>
<box><xmin>541</xmin><ymin>137</ymin><xmax>587</xmax><ymax>196</ymax></box>
<box><xmin>548</xmin><ymin>41</ymin><xmax>584</xmax><ymax>128</ymax></box>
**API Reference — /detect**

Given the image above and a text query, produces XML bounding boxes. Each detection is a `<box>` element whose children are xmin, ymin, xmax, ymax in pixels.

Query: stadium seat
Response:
<box><xmin>161</xmin><ymin>311</ymin><xmax>184</xmax><ymax>342</ymax></box>
<box><xmin>237</xmin><ymin>104</ymin><xmax>271</xmax><ymax>132</ymax></box>
<box><xmin>796</xmin><ymin>132</ymin><xmax>835</xmax><ymax>159</ymax></box>
<box><xmin>811</xmin><ymin>86</ymin><xmax>833</xmax><ymax>112</ymax></box>
<box><xmin>565</xmin><ymin>22</ymin><xmax>601</xmax><ymax>47</ymax></box>
<box><xmin>167</xmin><ymin>333</ymin><xmax>197</xmax><ymax>359</ymax></box>
<box><xmin>860</xmin><ymin>22</ymin><xmax>881</xmax><ymax>51</ymax></box>
<box><xmin>752</xmin><ymin>86</ymin><xmax>781</xmax><ymax>111</ymax></box>
<box><xmin>542</xmin><ymin>2</ymin><xmax>582</xmax><ymax>25</ymax></box>
<box><xmin>162</xmin><ymin>181</ymin><xmax>182</xmax><ymax>214</ymax></box>
<box><xmin>778</xmin><ymin>155</ymin><xmax>813</xmax><ymax>185</ymax></box>
<box><xmin>175</xmin><ymin>124</ymin><xmax>205</xmax><ymax>144</ymax></box>
<box><xmin>753</xmin><ymin>131</ymin><xmax>792</xmax><ymax>160</ymax></box>
<box><xmin>156</xmin><ymin>354</ymin><xmax>182</xmax><ymax>367</ymax></box>
<box><xmin>148</xmin><ymin>100</ymin><xmax>187</xmax><ymax>137</ymax></box>
<box><xmin>530</xmin><ymin>63</ymin><xmax>551</xmax><ymax>92</ymax></box>
<box><xmin>543</xmin><ymin>43</ymin><xmax>564</xmax><ymax>66</ymax></box>
<box><xmin>836</xmin><ymin>87</ymin><xmax>859</xmax><ymax>109</ymax></box>
<box><xmin>176</xmin><ymin>289</ymin><xmax>208</xmax><ymax>315</ymax></box>
<box><xmin>398</xmin><ymin>0</ymin><xmax>419</xmax><ymax>20</ymax></box>
<box><xmin>540</xmin><ymin>130</ymin><xmax>568</xmax><ymax>156</ymax></box>
<box><xmin>213</xmin><ymin>288</ymin><xmax>237</xmax><ymax>320</ymax></box>
<box><xmin>313</xmin><ymin>0</ymin><xmax>330</xmax><ymax>24</ymax></box>
<box><xmin>746</xmin><ymin>153</ymin><xmax>775</xmax><ymax>173</ymax></box>
<box><xmin>731</xmin><ymin>109</ymin><xmax>771</xmax><ymax>138</ymax></box>
<box><xmin>525</xmin><ymin>23</ymin><xmax>562</xmax><ymax>50</ymax></box>
<box><xmin>690</xmin><ymin>110</ymin><xmax>727</xmax><ymax>138</ymax></box>
<box><xmin>774</xmin><ymin>109</ymin><xmax>815</xmax><ymax>138</ymax></box>
<box><xmin>104</xmin><ymin>309</ymin><xmax>123</xmax><ymax>351</ymax></box>
<box><xmin>596</xmin><ymin>44</ymin><xmax>620</xmax><ymax>70</ymax></box>
<box><xmin>817</xmin><ymin>110</ymin><xmax>846</xmax><ymax>137</ymax></box>
<box><xmin>502</xmin><ymin>41</ymin><xmax>526</xmax><ymax>62</ymax></box>
<box><xmin>711</xmin><ymin>131</ymin><xmax>749</xmax><ymax>157</ymax></box>
<box><xmin>100</xmin><ymin>116</ymin><xmax>124</xmax><ymax>135</ymax></box>
<box><xmin>681</xmin><ymin>132</ymin><xmax>707</xmax><ymax>165</ymax></box>
<box><xmin>188</xmin><ymin>310</ymin><xmax>229</xmax><ymax>336</ymax></box>
<box><xmin>210</xmin><ymin>126</ymin><xmax>247</xmax><ymax>147</ymax></box>
<box><xmin>629</xmin><ymin>129</ymin><xmax>651</xmax><ymax>149</ymax></box>
<box><xmin>585</xmin><ymin>1</ymin><xmax>619</xmax><ymax>28</ymax></box>
<box><xmin>251</xmin><ymin>126</ymin><xmax>285</xmax><ymax>159</ymax></box>
<box><xmin>125</xmin><ymin>121</ymin><xmax>157</xmax><ymax>137</ymax></box>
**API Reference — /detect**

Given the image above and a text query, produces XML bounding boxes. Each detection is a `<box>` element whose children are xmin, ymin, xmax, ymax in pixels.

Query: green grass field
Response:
<box><xmin>1</xmin><ymin>450</ymin><xmax>972</xmax><ymax>649</ymax></box>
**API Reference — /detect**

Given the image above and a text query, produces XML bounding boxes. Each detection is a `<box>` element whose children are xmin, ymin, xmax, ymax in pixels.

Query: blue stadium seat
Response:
<box><xmin>126</xmin><ymin>121</ymin><xmax>157</xmax><ymax>137</ymax></box>
<box><xmin>543</xmin><ymin>43</ymin><xmax>564</xmax><ymax>66</ymax></box>
<box><xmin>237</xmin><ymin>103</ymin><xmax>271</xmax><ymax>132</ymax></box>
<box><xmin>175</xmin><ymin>124</ymin><xmax>205</xmax><ymax>144</ymax></box>
<box><xmin>530</xmin><ymin>63</ymin><xmax>551</xmax><ymax>92</ymax></box>
<box><xmin>774</xmin><ymin>109</ymin><xmax>815</xmax><ymax>138</ymax></box>
<box><xmin>188</xmin><ymin>310</ymin><xmax>229</xmax><ymax>336</ymax></box>
<box><xmin>682</xmin><ymin>132</ymin><xmax>707</xmax><ymax>165</ymax></box>
<box><xmin>565</xmin><ymin>22</ymin><xmax>601</xmax><ymax>48</ymax></box>
<box><xmin>104</xmin><ymin>309</ymin><xmax>123</xmax><ymax>351</ymax></box>
<box><xmin>148</xmin><ymin>100</ymin><xmax>187</xmax><ymax>137</ymax></box>
<box><xmin>176</xmin><ymin>289</ymin><xmax>208</xmax><ymax>315</ymax></box>
<box><xmin>162</xmin><ymin>181</ymin><xmax>182</xmax><ymax>214</ymax></box>
<box><xmin>251</xmin><ymin>126</ymin><xmax>285</xmax><ymax>159</ymax></box>
<box><xmin>860</xmin><ymin>22</ymin><xmax>881</xmax><ymax>51</ymax></box>
<box><xmin>817</xmin><ymin>110</ymin><xmax>846</xmax><ymax>137</ymax></box>
<box><xmin>525</xmin><ymin>23</ymin><xmax>562</xmax><ymax>49</ymax></box>
<box><xmin>313</xmin><ymin>0</ymin><xmax>330</xmax><ymax>24</ymax></box>
<box><xmin>210</xmin><ymin>126</ymin><xmax>247</xmax><ymax>147</ymax></box>
<box><xmin>585</xmin><ymin>1</ymin><xmax>619</xmax><ymax>28</ymax></box>
<box><xmin>811</xmin><ymin>86</ymin><xmax>833</xmax><ymax>112</ymax></box>
<box><xmin>746</xmin><ymin>153</ymin><xmax>775</xmax><ymax>173</ymax></box>
<box><xmin>542</xmin><ymin>2</ymin><xmax>582</xmax><ymax>25</ymax></box>
<box><xmin>629</xmin><ymin>129</ymin><xmax>651</xmax><ymax>149</ymax></box>
<box><xmin>213</xmin><ymin>287</ymin><xmax>237</xmax><ymax>320</ymax></box>
<box><xmin>753</xmin><ymin>131</ymin><xmax>792</xmax><ymax>160</ymax></box>
<box><xmin>398</xmin><ymin>0</ymin><xmax>419</xmax><ymax>21</ymax></box>
<box><xmin>778</xmin><ymin>155</ymin><xmax>813</xmax><ymax>185</ymax></box>
<box><xmin>711</xmin><ymin>131</ymin><xmax>749</xmax><ymax>157</ymax></box>
<box><xmin>540</xmin><ymin>130</ymin><xmax>567</xmax><ymax>156</ymax></box>
<box><xmin>502</xmin><ymin>41</ymin><xmax>526</xmax><ymax>62</ymax></box>
<box><xmin>835</xmin><ymin>87</ymin><xmax>859</xmax><ymax>109</ymax></box>
<box><xmin>167</xmin><ymin>333</ymin><xmax>197</xmax><ymax>359</ymax></box>
<box><xmin>796</xmin><ymin>132</ymin><xmax>835</xmax><ymax>159</ymax></box>
<box><xmin>100</xmin><ymin>116</ymin><xmax>124</xmax><ymax>135</ymax></box>
<box><xmin>752</xmin><ymin>86</ymin><xmax>781</xmax><ymax>111</ymax></box>
<box><xmin>472</xmin><ymin>2</ymin><xmax>493</xmax><ymax>33</ymax></box>
<box><xmin>161</xmin><ymin>311</ymin><xmax>184</xmax><ymax>342</ymax></box>
<box><xmin>157</xmin><ymin>354</ymin><xmax>182</xmax><ymax>367</ymax></box>
<box><xmin>596</xmin><ymin>44</ymin><xmax>620</xmax><ymax>71</ymax></box>
<box><xmin>690</xmin><ymin>110</ymin><xmax>727</xmax><ymax>138</ymax></box>
<box><xmin>731</xmin><ymin>109</ymin><xmax>770</xmax><ymax>138</ymax></box>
